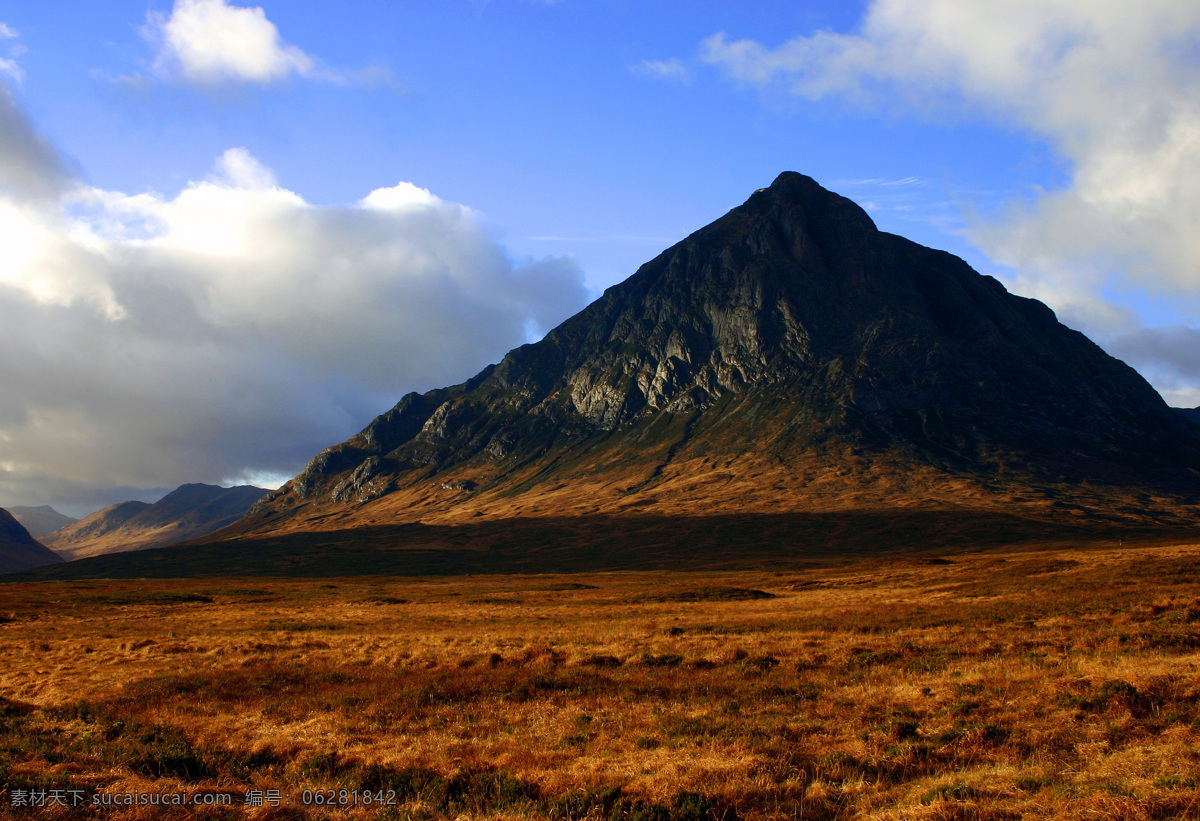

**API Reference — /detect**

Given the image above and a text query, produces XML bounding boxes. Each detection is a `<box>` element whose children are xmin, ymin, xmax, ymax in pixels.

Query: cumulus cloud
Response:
<box><xmin>631</xmin><ymin>58</ymin><xmax>690</xmax><ymax>83</ymax></box>
<box><xmin>143</xmin><ymin>0</ymin><xmax>339</xmax><ymax>85</ymax></box>
<box><xmin>0</xmin><ymin>107</ymin><xmax>589</xmax><ymax>511</ymax></box>
<box><xmin>701</xmin><ymin>0</ymin><xmax>1200</xmax><ymax>403</ymax></box>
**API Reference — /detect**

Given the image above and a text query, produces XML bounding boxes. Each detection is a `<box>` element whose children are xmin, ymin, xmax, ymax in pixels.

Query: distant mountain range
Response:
<box><xmin>7</xmin><ymin>505</ymin><xmax>77</xmax><ymax>538</ymax></box>
<box><xmin>43</xmin><ymin>483</ymin><xmax>267</xmax><ymax>561</ymax></box>
<box><xmin>1178</xmin><ymin>407</ymin><xmax>1200</xmax><ymax>426</ymax></box>
<box><xmin>0</xmin><ymin>508</ymin><xmax>63</xmax><ymax>575</ymax></box>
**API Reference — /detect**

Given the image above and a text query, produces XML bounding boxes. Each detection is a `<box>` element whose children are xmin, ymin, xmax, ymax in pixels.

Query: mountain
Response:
<box><xmin>7</xmin><ymin>505</ymin><xmax>77</xmax><ymax>538</ymax></box>
<box><xmin>185</xmin><ymin>171</ymin><xmax>1200</xmax><ymax>564</ymax></box>
<box><xmin>0</xmin><ymin>508</ymin><xmax>63</xmax><ymax>575</ymax></box>
<box><xmin>1177</xmin><ymin>407</ymin><xmax>1200</xmax><ymax>426</ymax></box>
<box><xmin>22</xmin><ymin>172</ymin><xmax>1198</xmax><ymax>580</ymax></box>
<box><xmin>44</xmin><ymin>484</ymin><xmax>268</xmax><ymax>561</ymax></box>
<box><xmin>42</xmin><ymin>500</ymin><xmax>150</xmax><ymax>556</ymax></box>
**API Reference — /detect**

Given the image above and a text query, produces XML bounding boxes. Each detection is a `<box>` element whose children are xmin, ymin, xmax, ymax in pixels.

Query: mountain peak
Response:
<box><xmin>755</xmin><ymin>170</ymin><xmax>832</xmax><ymax>201</ymax></box>
<box><xmin>752</xmin><ymin>170</ymin><xmax>875</xmax><ymax>227</ymax></box>
<box><xmin>234</xmin><ymin>173</ymin><xmax>1200</xmax><ymax>545</ymax></box>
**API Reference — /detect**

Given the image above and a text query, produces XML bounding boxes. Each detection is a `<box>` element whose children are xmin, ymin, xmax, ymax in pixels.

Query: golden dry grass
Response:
<box><xmin>245</xmin><ymin>444</ymin><xmax>1200</xmax><ymax>539</ymax></box>
<box><xmin>4</xmin><ymin>541</ymin><xmax>1200</xmax><ymax>819</ymax></box>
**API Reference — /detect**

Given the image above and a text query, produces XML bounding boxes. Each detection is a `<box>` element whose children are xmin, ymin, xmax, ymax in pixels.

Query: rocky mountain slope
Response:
<box><xmin>1177</xmin><ymin>407</ymin><xmax>1200</xmax><ymax>426</ymax></box>
<box><xmin>194</xmin><ymin>172</ymin><xmax>1200</xmax><ymax>559</ymax></box>
<box><xmin>45</xmin><ymin>484</ymin><xmax>267</xmax><ymax>561</ymax></box>
<box><xmin>0</xmin><ymin>508</ymin><xmax>62</xmax><ymax>575</ymax></box>
<box><xmin>7</xmin><ymin>505</ymin><xmax>77</xmax><ymax>538</ymax></box>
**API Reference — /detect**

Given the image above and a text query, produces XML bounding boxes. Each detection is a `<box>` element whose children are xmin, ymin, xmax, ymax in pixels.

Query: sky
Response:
<box><xmin>1</xmin><ymin>0</ymin><xmax>1199</xmax><ymax>517</ymax></box>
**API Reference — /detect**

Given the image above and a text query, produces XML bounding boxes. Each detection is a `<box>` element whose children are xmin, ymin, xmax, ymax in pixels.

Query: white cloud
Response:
<box><xmin>833</xmin><ymin>177</ymin><xmax>924</xmax><ymax>187</ymax></box>
<box><xmin>0</xmin><ymin>109</ymin><xmax>589</xmax><ymax>511</ymax></box>
<box><xmin>700</xmin><ymin>0</ymin><xmax>1200</xmax><ymax>403</ymax></box>
<box><xmin>0</xmin><ymin>22</ymin><xmax>24</xmax><ymax>83</ymax></box>
<box><xmin>631</xmin><ymin>58</ymin><xmax>691</xmax><ymax>83</ymax></box>
<box><xmin>211</xmin><ymin>145</ymin><xmax>277</xmax><ymax>189</ymax></box>
<box><xmin>144</xmin><ymin>0</ymin><xmax>322</xmax><ymax>84</ymax></box>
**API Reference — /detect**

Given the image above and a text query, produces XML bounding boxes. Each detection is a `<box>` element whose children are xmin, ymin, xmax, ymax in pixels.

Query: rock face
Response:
<box><xmin>7</xmin><ymin>505</ymin><xmax>77</xmax><ymax>538</ymax></box>
<box><xmin>0</xmin><ymin>508</ymin><xmax>63</xmax><ymax>575</ymax></box>
<box><xmin>45</xmin><ymin>484</ymin><xmax>268</xmax><ymax>561</ymax></box>
<box><xmin>237</xmin><ymin>172</ymin><xmax>1200</xmax><ymax>540</ymax></box>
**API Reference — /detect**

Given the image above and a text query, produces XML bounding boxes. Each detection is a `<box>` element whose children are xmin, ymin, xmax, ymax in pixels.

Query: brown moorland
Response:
<box><xmin>4</xmin><ymin>539</ymin><xmax>1200</xmax><ymax>819</ymax></box>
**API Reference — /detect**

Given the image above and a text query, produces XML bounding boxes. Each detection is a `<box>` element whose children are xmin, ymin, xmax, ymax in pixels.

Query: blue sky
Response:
<box><xmin>18</xmin><ymin>1</ymin><xmax>1034</xmax><ymax>288</ymax></box>
<box><xmin>1</xmin><ymin>0</ymin><xmax>1199</xmax><ymax>516</ymax></box>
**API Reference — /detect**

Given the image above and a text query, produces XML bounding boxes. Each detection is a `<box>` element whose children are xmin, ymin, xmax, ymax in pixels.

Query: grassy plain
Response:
<box><xmin>3</xmin><ymin>540</ymin><xmax>1200</xmax><ymax>819</ymax></box>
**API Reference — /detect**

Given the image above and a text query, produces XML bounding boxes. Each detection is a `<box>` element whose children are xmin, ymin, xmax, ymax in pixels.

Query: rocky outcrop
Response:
<box><xmin>0</xmin><ymin>508</ymin><xmax>63</xmax><ymax>575</ymax></box>
<box><xmin>245</xmin><ymin>172</ymin><xmax>1200</xmax><ymax>528</ymax></box>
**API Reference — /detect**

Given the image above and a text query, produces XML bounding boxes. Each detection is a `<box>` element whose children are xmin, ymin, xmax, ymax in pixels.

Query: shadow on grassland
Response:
<box><xmin>8</xmin><ymin>508</ymin><xmax>1197</xmax><ymax>581</ymax></box>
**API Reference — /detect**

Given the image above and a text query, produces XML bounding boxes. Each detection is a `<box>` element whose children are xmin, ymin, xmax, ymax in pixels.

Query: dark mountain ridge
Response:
<box><xmin>233</xmin><ymin>172</ymin><xmax>1199</xmax><ymax>538</ymax></box>
<box><xmin>0</xmin><ymin>508</ymin><xmax>62</xmax><ymax>575</ymax></box>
